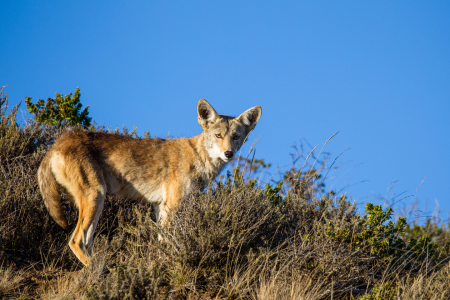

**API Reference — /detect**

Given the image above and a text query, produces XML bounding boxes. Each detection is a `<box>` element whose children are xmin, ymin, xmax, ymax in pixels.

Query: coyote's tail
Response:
<box><xmin>37</xmin><ymin>152</ymin><xmax>68</xmax><ymax>230</ymax></box>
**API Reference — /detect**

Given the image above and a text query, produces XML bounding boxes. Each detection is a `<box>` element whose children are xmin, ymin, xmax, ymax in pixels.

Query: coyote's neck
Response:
<box><xmin>190</xmin><ymin>133</ymin><xmax>227</xmax><ymax>180</ymax></box>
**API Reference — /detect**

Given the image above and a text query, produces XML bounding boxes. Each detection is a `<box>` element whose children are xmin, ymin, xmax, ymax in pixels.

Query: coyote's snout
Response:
<box><xmin>37</xmin><ymin>99</ymin><xmax>262</xmax><ymax>266</ymax></box>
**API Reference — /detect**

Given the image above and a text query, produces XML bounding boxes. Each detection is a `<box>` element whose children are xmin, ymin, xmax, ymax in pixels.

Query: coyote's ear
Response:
<box><xmin>237</xmin><ymin>106</ymin><xmax>262</xmax><ymax>134</ymax></box>
<box><xmin>197</xmin><ymin>99</ymin><xmax>219</xmax><ymax>129</ymax></box>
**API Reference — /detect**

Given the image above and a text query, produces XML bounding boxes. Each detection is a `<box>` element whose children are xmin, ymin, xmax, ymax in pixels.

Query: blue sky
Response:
<box><xmin>1</xmin><ymin>1</ymin><xmax>449</xmax><ymax>223</ymax></box>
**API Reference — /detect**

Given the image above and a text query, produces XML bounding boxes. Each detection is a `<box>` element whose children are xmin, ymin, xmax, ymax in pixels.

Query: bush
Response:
<box><xmin>25</xmin><ymin>87</ymin><xmax>91</xmax><ymax>127</ymax></box>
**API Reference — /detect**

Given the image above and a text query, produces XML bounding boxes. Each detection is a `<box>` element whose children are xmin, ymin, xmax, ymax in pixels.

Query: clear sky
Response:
<box><xmin>1</xmin><ymin>1</ymin><xmax>449</xmax><ymax>223</ymax></box>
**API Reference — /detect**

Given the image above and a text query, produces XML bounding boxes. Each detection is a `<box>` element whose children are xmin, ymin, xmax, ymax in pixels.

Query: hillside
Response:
<box><xmin>1</xmin><ymin>88</ymin><xmax>450</xmax><ymax>300</ymax></box>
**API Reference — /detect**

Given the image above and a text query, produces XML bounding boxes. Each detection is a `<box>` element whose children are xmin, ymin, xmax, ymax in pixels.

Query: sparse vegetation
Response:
<box><xmin>1</xmin><ymin>86</ymin><xmax>450</xmax><ymax>299</ymax></box>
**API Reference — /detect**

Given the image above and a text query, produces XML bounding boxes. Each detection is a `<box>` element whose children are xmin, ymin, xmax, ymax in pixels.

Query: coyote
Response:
<box><xmin>38</xmin><ymin>99</ymin><xmax>262</xmax><ymax>266</ymax></box>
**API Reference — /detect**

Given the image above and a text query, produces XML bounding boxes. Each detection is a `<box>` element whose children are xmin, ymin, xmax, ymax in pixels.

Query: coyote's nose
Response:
<box><xmin>224</xmin><ymin>151</ymin><xmax>234</xmax><ymax>159</ymax></box>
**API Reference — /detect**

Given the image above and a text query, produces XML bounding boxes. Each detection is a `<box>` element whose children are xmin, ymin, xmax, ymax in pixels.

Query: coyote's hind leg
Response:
<box><xmin>69</xmin><ymin>187</ymin><xmax>106</xmax><ymax>266</ymax></box>
<box><xmin>51</xmin><ymin>152</ymin><xmax>107</xmax><ymax>266</ymax></box>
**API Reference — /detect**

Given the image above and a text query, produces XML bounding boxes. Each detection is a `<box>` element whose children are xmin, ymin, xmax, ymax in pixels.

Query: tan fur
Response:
<box><xmin>37</xmin><ymin>99</ymin><xmax>262</xmax><ymax>266</ymax></box>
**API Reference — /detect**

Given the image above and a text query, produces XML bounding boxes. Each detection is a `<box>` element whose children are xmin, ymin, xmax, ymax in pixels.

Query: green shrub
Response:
<box><xmin>326</xmin><ymin>203</ymin><xmax>408</xmax><ymax>259</ymax></box>
<box><xmin>325</xmin><ymin>201</ymin><xmax>445</xmax><ymax>269</ymax></box>
<box><xmin>404</xmin><ymin>218</ymin><xmax>450</xmax><ymax>255</ymax></box>
<box><xmin>25</xmin><ymin>87</ymin><xmax>91</xmax><ymax>127</ymax></box>
<box><xmin>360</xmin><ymin>282</ymin><xmax>397</xmax><ymax>300</ymax></box>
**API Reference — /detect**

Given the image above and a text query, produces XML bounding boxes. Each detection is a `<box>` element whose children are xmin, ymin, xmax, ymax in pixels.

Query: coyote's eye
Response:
<box><xmin>233</xmin><ymin>135</ymin><xmax>240</xmax><ymax>140</ymax></box>
<box><xmin>215</xmin><ymin>134</ymin><xmax>222</xmax><ymax>139</ymax></box>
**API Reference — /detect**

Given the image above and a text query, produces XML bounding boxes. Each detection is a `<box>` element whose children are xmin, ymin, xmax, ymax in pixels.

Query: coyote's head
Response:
<box><xmin>197</xmin><ymin>99</ymin><xmax>262</xmax><ymax>163</ymax></box>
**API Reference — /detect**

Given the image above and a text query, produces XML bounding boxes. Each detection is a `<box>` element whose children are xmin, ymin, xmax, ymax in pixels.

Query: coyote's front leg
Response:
<box><xmin>153</xmin><ymin>181</ymin><xmax>184</xmax><ymax>240</ymax></box>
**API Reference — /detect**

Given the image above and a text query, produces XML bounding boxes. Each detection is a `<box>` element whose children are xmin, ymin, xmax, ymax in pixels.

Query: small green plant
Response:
<box><xmin>225</xmin><ymin>165</ymin><xmax>283</xmax><ymax>206</ymax></box>
<box><xmin>263</xmin><ymin>181</ymin><xmax>283</xmax><ymax>206</ymax></box>
<box><xmin>407</xmin><ymin>234</ymin><xmax>439</xmax><ymax>260</ymax></box>
<box><xmin>360</xmin><ymin>282</ymin><xmax>397</xmax><ymax>300</ymax></box>
<box><xmin>326</xmin><ymin>203</ymin><xmax>408</xmax><ymax>259</ymax></box>
<box><xmin>326</xmin><ymin>202</ymin><xmax>443</xmax><ymax>263</ymax></box>
<box><xmin>25</xmin><ymin>87</ymin><xmax>91</xmax><ymax>127</ymax></box>
<box><xmin>404</xmin><ymin>218</ymin><xmax>450</xmax><ymax>256</ymax></box>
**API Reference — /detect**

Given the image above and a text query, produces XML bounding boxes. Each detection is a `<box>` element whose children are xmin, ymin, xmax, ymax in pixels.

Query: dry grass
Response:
<box><xmin>0</xmin><ymin>265</ymin><xmax>26</xmax><ymax>298</ymax></box>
